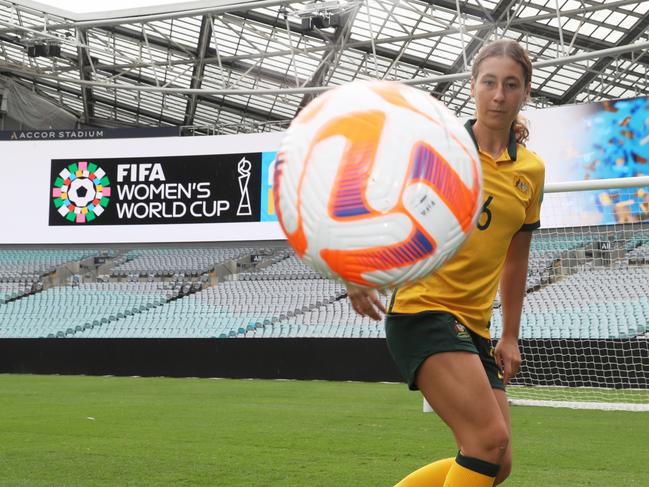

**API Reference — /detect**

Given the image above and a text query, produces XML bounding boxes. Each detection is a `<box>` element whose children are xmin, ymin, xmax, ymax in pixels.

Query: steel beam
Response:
<box><xmin>433</xmin><ymin>0</ymin><xmax>518</xmax><ymax>96</ymax></box>
<box><xmin>557</xmin><ymin>9</ymin><xmax>649</xmax><ymax>104</ymax></box>
<box><xmin>183</xmin><ymin>15</ymin><xmax>211</xmax><ymax>126</ymax></box>
<box><xmin>76</xmin><ymin>28</ymin><xmax>94</xmax><ymax>123</ymax></box>
<box><xmin>9</xmin><ymin>0</ymin><xmax>642</xmax><ymax>80</ymax></box>
<box><xmin>238</xmin><ymin>10</ymin><xmax>450</xmax><ymax>76</ymax></box>
<box><xmin>421</xmin><ymin>0</ymin><xmax>648</xmax><ymax>67</ymax></box>
<box><xmin>99</xmin><ymin>24</ymin><xmax>305</xmax><ymax>87</ymax></box>
<box><xmin>7</xmin><ymin>38</ymin><xmax>648</xmax><ymax>99</ymax></box>
<box><xmin>2</xmin><ymin>73</ymin><xmax>181</xmax><ymax>126</ymax></box>
<box><xmin>2</xmin><ymin>60</ymin><xmax>286</xmax><ymax>125</ymax></box>
<box><xmin>295</xmin><ymin>4</ymin><xmax>361</xmax><ymax>113</ymax></box>
<box><xmin>99</xmin><ymin>67</ymin><xmax>286</xmax><ymax>122</ymax></box>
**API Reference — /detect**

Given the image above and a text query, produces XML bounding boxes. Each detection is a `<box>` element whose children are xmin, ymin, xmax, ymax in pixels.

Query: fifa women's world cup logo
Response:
<box><xmin>52</xmin><ymin>161</ymin><xmax>111</xmax><ymax>223</ymax></box>
<box><xmin>237</xmin><ymin>156</ymin><xmax>252</xmax><ymax>216</ymax></box>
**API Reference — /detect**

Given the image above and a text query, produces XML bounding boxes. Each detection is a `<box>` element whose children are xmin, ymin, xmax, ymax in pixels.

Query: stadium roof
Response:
<box><xmin>0</xmin><ymin>0</ymin><xmax>648</xmax><ymax>134</ymax></box>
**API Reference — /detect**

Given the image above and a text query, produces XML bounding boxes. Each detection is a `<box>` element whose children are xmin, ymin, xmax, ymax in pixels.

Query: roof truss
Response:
<box><xmin>0</xmin><ymin>0</ymin><xmax>647</xmax><ymax>133</ymax></box>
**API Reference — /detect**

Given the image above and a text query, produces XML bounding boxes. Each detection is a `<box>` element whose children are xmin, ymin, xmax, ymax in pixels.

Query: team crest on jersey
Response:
<box><xmin>514</xmin><ymin>176</ymin><xmax>529</xmax><ymax>194</ymax></box>
<box><xmin>453</xmin><ymin>321</ymin><xmax>471</xmax><ymax>340</ymax></box>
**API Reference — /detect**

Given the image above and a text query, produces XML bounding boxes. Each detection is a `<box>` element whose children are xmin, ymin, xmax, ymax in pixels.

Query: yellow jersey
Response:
<box><xmin>389</xmin><ymin>119</ymin><xmax>545</xmax><ymax>338</ymax></box>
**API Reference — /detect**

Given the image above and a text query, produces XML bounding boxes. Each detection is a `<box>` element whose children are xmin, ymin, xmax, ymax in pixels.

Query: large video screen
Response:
<box><xmin>2</xmin><ymin>96</ymin><xmax>648</xmax><ymax>243</ymax></box>
<box><xmin>0</xmin><ymin>132</ymin><xmax>283</xmax><ymax>244</ymax></box>
<box><xmin>527</xmin><ymin>95</ymin><xmax>649</xmax><ymax>227</ymax></box>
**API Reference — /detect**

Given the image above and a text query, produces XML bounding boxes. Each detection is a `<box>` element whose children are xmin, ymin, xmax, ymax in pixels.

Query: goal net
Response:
<box><xmin>491</xmin><ymin>175</ymin><xmax>649</xmax><ymax>411</ymax></box>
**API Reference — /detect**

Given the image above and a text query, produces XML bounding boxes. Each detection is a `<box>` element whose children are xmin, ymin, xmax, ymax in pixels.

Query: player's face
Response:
<box><xmin>471</xmin><ymin>55</ymin><xmax>530</xmax><ymax>131</ymax></box>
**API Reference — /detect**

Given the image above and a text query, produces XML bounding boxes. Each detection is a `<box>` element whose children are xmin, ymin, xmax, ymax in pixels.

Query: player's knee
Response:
<box><xmin>469</xmin><ymin>424</ymin><xmax>510</xmax><ymax>462</ymax></box>
<box><xmin>494</xmin><ymin>456</ymin><xmax>512</xmax><ymax>485</ymax></box>
<box><xmin>487</xmin><ymin>429</ymin><xmax>509</xmax><ymax>460</ymax></box>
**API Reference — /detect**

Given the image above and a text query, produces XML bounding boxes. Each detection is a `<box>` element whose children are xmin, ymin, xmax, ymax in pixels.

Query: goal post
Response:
<box><xmin>425</xmin><ymin>176</ymin><xmax>649</xmax><ymax>412</ymax></box>
<box><xmin>504</xmin><ymin>175</ymin><xmax>649</xmax><ymax>411</ymax></box>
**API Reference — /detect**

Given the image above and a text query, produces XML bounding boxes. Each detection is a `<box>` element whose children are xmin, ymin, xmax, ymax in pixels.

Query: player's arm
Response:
<box><xmin>346</xmin><ymin>284</ymin><xmax>386</xmax><ymax>321</ymax></box>
<box><xmin>496</xmin><ymin>229</ymin><xmax>533</xmax><ymax>383</ymax></box>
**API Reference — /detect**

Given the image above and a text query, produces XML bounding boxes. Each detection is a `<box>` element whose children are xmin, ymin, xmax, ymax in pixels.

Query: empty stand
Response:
<box><xmin>1</xmin><ymin>231</ymin><xmax>648</xmax><ymax>341</ymax></box>
<box><xmin>492</xmin><ymin>267</ymin><xmax>649</xmax><ymax>339</ymax></box>
<box><xmin>0</xmin><ymin>249</ymin><xmax>101</xmax><ymax>277</ymax></box>
<box><xmin>253</xmin><ymin>295</ymin><xmax>389</xmax><ymax>338</ymax></box>
<box><xmin>110</xmin><ymin>247</ymin><xmax>254</xmax><ymax>277</ymax></box>
<box><xmin>0</xmin><ymin>282</ymin><xmax>177</xmax><ymax>338</ymax></box>
<box><xmin>74</xmin><ymin>279</ymin><xmax>345</xmax><ymax>338</ymax></box>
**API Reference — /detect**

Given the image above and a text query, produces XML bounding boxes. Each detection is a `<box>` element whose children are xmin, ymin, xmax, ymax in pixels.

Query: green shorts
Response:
<box><xmin>385</xmin><ymin>311</ymin><xmax>505</xmax><ymax>391</ymax></box>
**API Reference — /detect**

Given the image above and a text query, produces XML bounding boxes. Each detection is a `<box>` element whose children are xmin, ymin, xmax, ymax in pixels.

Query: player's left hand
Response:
<box><xmin>494</xmin><ymin>336</ymin><xmax>521</xmax><ymax>384</ymax></box>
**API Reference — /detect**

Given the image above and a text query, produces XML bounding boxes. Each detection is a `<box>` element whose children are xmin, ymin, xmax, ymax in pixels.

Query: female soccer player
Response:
<box><xmin>347</xmin><ymin>39</ymin><xmax>545</xmax><ymax>487</ymax></box>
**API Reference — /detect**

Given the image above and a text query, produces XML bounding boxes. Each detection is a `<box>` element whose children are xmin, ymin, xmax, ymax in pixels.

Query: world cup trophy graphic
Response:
<box><xmin>237</xmin><ymin>157</ymin><xmax>252</xmax><ymax>216</ymax></box>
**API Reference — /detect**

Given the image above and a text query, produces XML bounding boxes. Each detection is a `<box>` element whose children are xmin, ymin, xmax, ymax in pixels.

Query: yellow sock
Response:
<box><xmin>443</xmin><ymin>454</ymin><xmax>499</xmax><ymax>487</ymax></box>
<box><xmin>394</xmin><ymin>457</ymin><xmax>454</xmax><ymax>486</ymax></box>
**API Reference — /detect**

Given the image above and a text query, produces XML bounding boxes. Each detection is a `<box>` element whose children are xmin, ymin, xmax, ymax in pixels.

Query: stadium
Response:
<box><xmin>0</xmin><ymin>1</ymin><xmax>648</xmax><ymax>486</ymax></box>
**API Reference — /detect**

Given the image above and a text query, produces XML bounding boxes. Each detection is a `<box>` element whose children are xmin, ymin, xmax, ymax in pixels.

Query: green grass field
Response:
<box><xmin>0</xmin><ymin>375</ymin><xmax>647</xmax><ymax>486</ymax></box>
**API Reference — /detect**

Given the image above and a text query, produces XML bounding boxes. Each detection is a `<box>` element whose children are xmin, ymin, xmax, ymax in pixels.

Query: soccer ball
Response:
<box><xmin>274</xmin><ymin>80</ymin><xmax>482</xmax><ymax>288</ymax></box>
<box><xmin>68</xmin><ymin>178</ymin><xmax>96</xmax><ymax>207</ymax></box>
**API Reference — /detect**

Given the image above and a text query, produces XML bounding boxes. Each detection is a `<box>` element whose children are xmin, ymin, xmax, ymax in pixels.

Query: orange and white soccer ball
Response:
<box><xmin>274</xmin><ymin>80</ymin><xmax>482</xmax><ymax>288</ymax></box>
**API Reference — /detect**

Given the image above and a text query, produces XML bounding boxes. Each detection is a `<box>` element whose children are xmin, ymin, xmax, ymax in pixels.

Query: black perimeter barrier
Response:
<box><xmin>0</xmin><ymin>339</ymin><xmax>647</xmax><ymax>388</ymax></box>
<box><xmin>0</xmin><ymin>339</ymin><xmax>402</xmax><ymax>381</ymax></box>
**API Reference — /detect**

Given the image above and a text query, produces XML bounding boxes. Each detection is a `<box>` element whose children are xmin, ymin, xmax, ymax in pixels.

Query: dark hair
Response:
<box><xmin>471</xmin><ymin>39</ymin><xmax>533</xmax><ymax>145</ymax></box>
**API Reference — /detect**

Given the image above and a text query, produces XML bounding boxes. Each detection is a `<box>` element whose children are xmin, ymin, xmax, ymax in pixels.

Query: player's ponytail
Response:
<box><xmin>512</xmin><ymin>114</ymin><xmax>529</xmax><ymax>146</ymax></box>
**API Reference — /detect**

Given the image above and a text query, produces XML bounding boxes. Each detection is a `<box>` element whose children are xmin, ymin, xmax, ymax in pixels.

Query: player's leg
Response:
<box><xmin>416</xmin><ymin>351</ymin><xmax>508</xmax><ymax>487</ymax></box>
<box><xmin>394</xmin><ymin>457</ymin><xmax>456</xmax><ymax>486</ymax></box>
<box><xmin>492</xmin><ymin>389</ymin><xmax>512</xmax><ymax>485</ymax></box>
<box><xmin>394</xmin><ymin>396</ymin><xmax>510</xmax><ymax>487</ymax></box>
<box><xmin>386</xmin><ymin>312</ymin><xmax>506</xmax><ymax>486</ymax></box>
<box><xmin>474</xmin><ymin>332</ymin><xmax>512</xmax><ymax>485</ymax></box>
